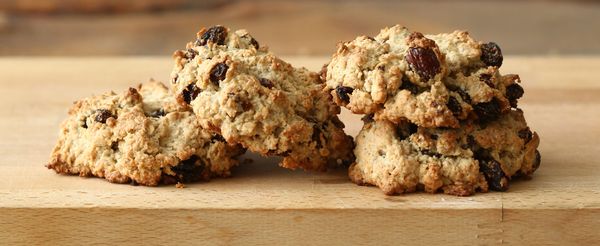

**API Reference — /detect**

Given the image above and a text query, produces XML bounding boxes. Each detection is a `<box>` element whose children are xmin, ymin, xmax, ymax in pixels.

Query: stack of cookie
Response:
<box><xmin>47</xmin><ymin>26</ymin><xmax>355</xmax><ymax>186</ymax></box>
<box><xmin>47</xmin><ymin>24</ymin><xmax>540</xmax><ymax>195</ymax></box>
<box><xmin>323</xmin><ymin>26</ymin><xmax>541</xmax><ymax>196</ymax></box>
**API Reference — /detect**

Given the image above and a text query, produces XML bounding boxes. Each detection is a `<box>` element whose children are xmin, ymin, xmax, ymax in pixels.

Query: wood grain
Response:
<box><xmin>0</xmin><ymin>57</ymin><xmax>599</xmax><ymax>245</ymax></box>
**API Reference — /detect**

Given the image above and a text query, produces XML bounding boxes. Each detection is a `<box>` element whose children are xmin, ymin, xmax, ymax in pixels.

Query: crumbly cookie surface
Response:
<box><xmin>170</xmin><ymin>26</ymin><xmax>354</xmax><ymax>170</ymax></box>
<box><xmin>47</xmin><ymin>81</ymin><xmax>245</xmax><ymax>186</ymax></box>
<box><xmin>349</xmin><ymin>109</ymin><xmax>540</xmax><ymax>196</ymax></box>
<box><xmin>325</xmin><ymin>25</ymin><xmax>523</xmax><ymax>128</ymax></box>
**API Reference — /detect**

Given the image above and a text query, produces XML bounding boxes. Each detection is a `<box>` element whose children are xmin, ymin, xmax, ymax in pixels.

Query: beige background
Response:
<box><xmin>1</xmin><ymin>0</ymin><xmax>599</xmax><ymax>56</ymax></box>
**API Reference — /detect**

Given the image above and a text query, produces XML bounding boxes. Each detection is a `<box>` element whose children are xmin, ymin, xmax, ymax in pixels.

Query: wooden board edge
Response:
<box><xmin>1</xmin><ymin>207</ymin><xmax>598</xmax><ymax>245</ymax></box>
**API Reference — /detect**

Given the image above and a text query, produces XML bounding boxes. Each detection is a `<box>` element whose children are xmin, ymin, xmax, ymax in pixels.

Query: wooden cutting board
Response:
<box><xmin>0</xmin><ymin>57</ymin><xmax>598</xmax><ymax>245</ymax></box>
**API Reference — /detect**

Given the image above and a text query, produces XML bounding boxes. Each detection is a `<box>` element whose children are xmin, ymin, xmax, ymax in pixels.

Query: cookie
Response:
<box><xmin>47</xmin><ymin>80</ymin><xmax>245</xmax><ymax>186</ymax></box>
<box><xmin>324</xmin><ymin>25</ymin><xmax>523</xmax><ymax>128</ymax></box>
<box><xmin>170</xmin><ymin>26</ymin><xmax>355</xmax><ymax>170</ymax></box>
<box><xmin>349</xmin><ymin>109</ymin><xmax>540</xmax><ymax>196</ymax></box>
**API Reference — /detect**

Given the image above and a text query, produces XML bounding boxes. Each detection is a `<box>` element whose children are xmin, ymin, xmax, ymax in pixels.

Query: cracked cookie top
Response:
<box><xmin>324</xmin><ymin>25</ymin><xmax>522</xmax><ymax>128</ymax></box>
<box><xmin>47</xmin><ymin>80</ymin><xmax>245</xmax><ymax>186</ymax></box>
<box><xmin>170</xmin><ymin>26</ymin><xmax>354</xmax><ymax>170</ymax></box>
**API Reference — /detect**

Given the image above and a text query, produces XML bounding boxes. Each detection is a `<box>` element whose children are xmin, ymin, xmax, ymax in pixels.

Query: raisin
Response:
<box><xmin>184</xmin><ymin>49</ymin><xmax>197</xmax><ymax>60</ymax></box>
<box><xmin>518</xmin><ymin>127</ymin><xmax>533</xmax><ymax>142</ymax></box>
<box><xmin>396</xmin><ymin>122</ymin><xmax>418</xmax><ymax>141</ymax></box>
<box><xmin>335</xmin><ymin>86</ymin><xmax>354</xmax><ymax>103</ymax></box>
<box><xmin>241</xmin><ymin>101</ymin><xmax>252</xmax><ymax>111</ymax></box>
<box><xmin>399</xmin><ymin>77</ymin><xmax>420</xmax><ymax>95</ymax></box>
<box><xmin>111</xmin><ymin>141</ymin><xmax>118</xmax><ymax>151</ymax></box>
<box><xmin>506</xmin><ymin>83</ymin><xmax>524</xmax><ymax>108</ymax></box>
<box><xmin>209</xmin><ymin>63</ymin><xmax>228</xmax><ymax>85</ymax></box>
<box><xmin>405</xmin><ymin>47</ymin><xmax>441</xmax><ymax>81</ymax></box>
<box><xmin>259</xmin><ymin>78</ymin><xmax>274</xmax><ymax>89</ymax></box>
<box><xmin>481</xmin><ymin>42</ymin><xmax>503</xmax><ymax>67</ymax></box>
<box><xmin>479</xmin><ymin>74</ymin><xmax>495</xmax><ymax>88</ymax></box>
<box><xmin>182</xmin><ymin>83</ymin><xmax>200</xmax><ymax>104</ymax></box>
<box><xmin>312</xmin><ymin>125</ymin><xmax>323</xmax><ymax>149</ymax></box>
<box><xmin>408</xmin><ymin>123</ymin><xmax>418</xmax><ymax>135</ymax></box>
<box><xmin>447</xmin><ymin>96</ymin><xmax>462</xmax><ymax>116</ymax></box>
<box><xmin>162</xmin><ymin>155</ymin><xmax>205</xmax><ymax>184</ymax></box>
<box><xmin>171</xmin><ymin>74</ymin><xmax>178</xmax><ymax>84</ymax></box>
<box><xmin>361</xmin><ymin>114</ymin><xmax>374</xmax><ymax>124</ymax></box>
<box><xmin>196</xmin><ymin>26</ymin><xmax>227</xmax><ymax>46</ymax></box>
<box><xmin>95</xmin><ymin>109</ymin><xmax>114</xmax><ymax>123</ymax></box>
<box><xmin>532</xmin><ymin>150</ymin><xmax>541</xmax><ymax>171</ymax></box>
<box><xmin>473</xmin><ymin>98</ymin><xmax>501</xmax><ymax>123</ymax></box>
<box><xmin>248</xmin><ymin>37</ymin><xmax>259</xmax><ymax>49</ymax></box>
<box><xmin>430</xmin><ymin>134</ymin><xmax>438</xmax><ymax>140</ymax></box>
<box><xmin>474</xmin><ymin>149</ymin><xmax>508</xmax><ymax>191</ymax></box>
<box><xmin>82</xmin><ymin>120</ymin><xmax>88</xmax><ymax>129</ymax></box>
<box><xmin>506</xmin><ymin>83</ymin><xmax>524</xmax><ymax>100</ymax></box>
<box><xmin>211</xmin><ymin>134</ymin><xmax>226</xmax><ymax>143</ymax></box>
<box><xmin>150</xmin><ymin>108</ymin><xmax>165</xmax><ymax>118</ymax></box>
<box><xmin>479</xmin><ymin>158</ymin><xmax>509</xmax><ymax>191</ymax></box>
<box><xmin>462</xmin><ymin>135</ymin><xmax>476</xmax><ymax>150</ymax></box>
<box><xmin>454</xmin><ymin>88</ymin><xmax>471</xmax><ymax>103</ymax></box>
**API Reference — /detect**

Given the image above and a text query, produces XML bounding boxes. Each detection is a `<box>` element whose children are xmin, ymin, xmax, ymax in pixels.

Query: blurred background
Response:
<box><xmin>0</xmin><ymin>0</ymin><xmax>598</xmax><ymax>56</ymax></box>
